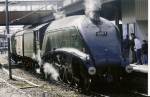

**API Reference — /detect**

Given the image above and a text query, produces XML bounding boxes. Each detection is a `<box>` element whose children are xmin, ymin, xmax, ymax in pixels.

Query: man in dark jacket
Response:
<box><xmin>142</xmin><ymin>40</ymin><xmax>148</xmax><ymax>64</ymax></box>
<box><xmin>130</xmin><ymin>33</ymin><xmax>137</xmax><ymax>63</ymax></box>
<box><xmin>122</xmin><ymin>35</ymin><xmax>130</xmax><ymax>63</ymax></box>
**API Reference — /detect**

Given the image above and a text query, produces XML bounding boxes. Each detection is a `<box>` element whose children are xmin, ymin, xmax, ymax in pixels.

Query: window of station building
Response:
<box><xmin>129</xmin><ymin>24</ymin><xmax>135</xmax><ymax>34</ymax></box>
<box><xmin>122</xmin><ymin>23</ymin><xmax>135</xmax><ymax>40</ymax></box>
<box><xmin>128</xmin><ymin>23</ymin><xmax>135</xmax><ymax>39</ymax></box>
<box><xmin>0</xmin><ymin>6</ymin><xmax>4</xmax><ymax>11</ymax></box>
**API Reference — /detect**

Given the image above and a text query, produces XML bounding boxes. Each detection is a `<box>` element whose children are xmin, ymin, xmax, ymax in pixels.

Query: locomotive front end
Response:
<box><xmin>78</xmin><ymin>16</ymin><xmax>123</xmax><ymax>84</ymax></box>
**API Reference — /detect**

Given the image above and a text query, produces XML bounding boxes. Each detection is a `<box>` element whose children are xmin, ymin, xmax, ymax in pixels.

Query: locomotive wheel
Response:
<box><xmin>78</xmin><ymin>66</ymin><xmax>91</xmax><ymax>93</ymax></box>
<box><xmin>106</xmin><ymin>67</ymin><xmax>120</xmax><ymax>84</ymax></box>
<box><xmin>66</xmin><ymin>64</ymin><xmax>74</xmax><ymax>86</ymax></box>
<box><xmin>79</xmin><ymin>73</ymin><xmax>91</xmax><ymax>93</ymax></box>
<box><xmin>59</xmin><ymin>66</ymin><xmax>67</xmax><ymax>82</ymax></box>
<box><xmin>31</xmin><ymin>62</ymin><xmax>36</xmax><ymax>73</ymax></box>
<box><xmin>23</xmin><ymin>59</ymin><xmax>29</xmax><ymax>70</ymax></box>
<box><xmin>104</xmin><ymin>66</ymin><xmax>121</xmax><ymax>92</ymax></box>
<box><xmin>22</xmin><ymin>58</ymin><xmax>35</xmax><ymax>72</ymax></box>
<box><xmin>59</xmin><ymin>64</ymin><xmax>74</xmax><ymax>85</ymax></box>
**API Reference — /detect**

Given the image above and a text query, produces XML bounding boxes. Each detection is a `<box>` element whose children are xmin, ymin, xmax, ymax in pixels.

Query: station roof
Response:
<box><xmin>0</xmin><ymin>0</ymin><xmax>121</xmax><ymax>25</ymax></box>
<box><xmin>0</xmin><ymin>10</ymin><xmax>54</xmax><ymax>25</ymax></box>
<box><xmin>0</xmin><ymin>0</ymin><xmax>63</xmax><ymax>11</ymax></box>
<box><xmin>0</xmin><ymin>0</ymin><xmax>62</xmax><ymax>25</ymax></box>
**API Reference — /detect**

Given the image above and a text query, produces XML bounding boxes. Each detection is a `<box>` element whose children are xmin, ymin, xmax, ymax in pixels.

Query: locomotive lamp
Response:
<box><xmin>88</xmin><ymin>66</ymin><xmax>96</xmax><ymax>75</ymax></box>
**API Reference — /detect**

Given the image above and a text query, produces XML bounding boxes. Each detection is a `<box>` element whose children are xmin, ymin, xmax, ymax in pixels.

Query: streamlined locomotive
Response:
<box><xmin>11</xmin><ymin>15</ymin><xmax>124</xmax><ymax>91</ymax></box>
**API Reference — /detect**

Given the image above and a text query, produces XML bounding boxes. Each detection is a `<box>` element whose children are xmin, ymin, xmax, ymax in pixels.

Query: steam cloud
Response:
<box><xmin>84</xmin><ymin>0</ymin><xmax>102</xmax><ymax>21</ymax></box>
<box><xmin>34</xmin><ymin>50</ymin><xmax>59</xmax><ymax>81</ymax></box>
<box><xmin>36</xmin><ymin>49</ymin><xmax>42</xmax><ymax>66</ymax></box>
<box><xmin>54</xmin><ymin>11</ymin><xmax>66</xmax><ymax>19</ymax></box>
<box><xmin>84</xmin><ymin>0</ymin><xmax>102</xmax><ymax>12</ymax></box>
<box><xmin>43</xmin><ymin>62</ymin><xmax>59</xmax><ymax>81</ymax></box>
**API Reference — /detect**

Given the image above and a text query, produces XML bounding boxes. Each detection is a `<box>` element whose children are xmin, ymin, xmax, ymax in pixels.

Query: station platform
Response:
<box><xmin>126</xmin><ymin>63</ymin><xmax>148</xmax><ymax>74</ymax></box>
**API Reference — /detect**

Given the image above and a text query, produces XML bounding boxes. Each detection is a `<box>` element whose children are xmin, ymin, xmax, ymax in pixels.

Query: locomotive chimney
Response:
<box><xmin>84</xmin><ymin>0</ymin><xmax>102</xmax><ymax>25</ymax></box>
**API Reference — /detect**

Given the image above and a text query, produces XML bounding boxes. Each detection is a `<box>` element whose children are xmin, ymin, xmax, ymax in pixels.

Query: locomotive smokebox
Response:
<box><xmin>84</xmin><ymin>0</ymin><xmax>102</xmax><ymax>25</ymax></box>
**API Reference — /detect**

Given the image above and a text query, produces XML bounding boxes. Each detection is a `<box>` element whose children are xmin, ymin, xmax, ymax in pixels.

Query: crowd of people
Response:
<box><xmin>122</xmin><ymin>33</ymin><xmax>148</xmax><ymax>65</ymax></box>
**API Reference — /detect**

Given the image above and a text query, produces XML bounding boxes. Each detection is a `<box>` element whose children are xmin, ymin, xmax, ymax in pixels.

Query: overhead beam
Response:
<box><xmin>0</xmin><ymin>0</ymin><xmax>63</xmax><ymax>5</ymax></box>
<box><xmin>0</xmin><ymin>10</ymin><xmax>55</xmax><ymax>25</ymax></box>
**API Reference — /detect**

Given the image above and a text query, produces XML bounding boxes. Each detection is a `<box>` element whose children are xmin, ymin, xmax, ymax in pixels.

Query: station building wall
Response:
<box><xmin>121</xmin><ymin>0</ymin><xmax>148</xmax><ymax>41</ymax></box>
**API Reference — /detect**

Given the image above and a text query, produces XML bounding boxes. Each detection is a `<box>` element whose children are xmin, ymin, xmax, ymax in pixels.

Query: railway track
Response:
<box><xmin>0</xmin><ymin>65</ymin><xmax>148</xmax><ymax>97</ymax></box>
<box><xmin>0</xmin><ymin>65</ymin><xmax>107</xmax><ymax>97</ymax></box>
<box><xmin>0</xmin><ymin>65</ymin><xmax>88</xmax><ymax>97</ymax></box>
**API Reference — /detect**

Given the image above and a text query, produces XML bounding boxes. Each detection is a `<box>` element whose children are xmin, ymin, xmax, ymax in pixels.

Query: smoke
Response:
<box><xmin>32</xmin><ymin>53</ymin><xmax>36</xmax><ymax>60</ymax></box>
<box><xmin>33</xmin><ymin>49</ymin><xmax>59</xmax><ymax>81</ymax></box>
<box><xmin>54</xmin><ymin>11</ymin><xmax>66</xmax><ymax>19</ymax></box>
<box><xmin>36</xmin><ymin>49</ymin><xmax>42</xmax><ymax>66</ymax></box>
<box><xmin>84</xmin><ymin>0</ymin><xmax>102</xmax><ymax>22</ymax></box>
<box><xmin>36</xmin><ymin>68</ymin><xmax>41</xmax><ymax>74</ymax></box>
<box><xmin>43</xmin><ymin>62</ymin><xmax>59</xmax><ymax>81</ymax></box>
<box><xmin>32</xmin><ymin>49</ymin><xmax>42</xmax><ymax>66</ymax></box>
<box><xmin>85</xmin><ymin>0</ymin><xmax>102</xmax><ymax>12</ymax></box>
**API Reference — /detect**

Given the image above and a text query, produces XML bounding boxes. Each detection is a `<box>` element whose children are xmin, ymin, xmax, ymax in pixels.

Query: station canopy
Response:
<box><xmin>0</xmin><ymin>0</ymin><xmax>62</xmax><ymax>25</ymax></box>
<box><xmin>0</xmin><ymin>0</ymin><xmax>62</xmax><ymax>11</ymax></box>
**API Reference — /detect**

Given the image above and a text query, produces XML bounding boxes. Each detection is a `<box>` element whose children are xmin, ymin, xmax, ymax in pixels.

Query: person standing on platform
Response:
<box><xmin>142</xmin><ymin>40</ymin><xmax>148</xmax><ymax>64</ymax></box>
<box><xmin>130</xmin><ymin>33</ymin><xmax>137</xmax><ymax>63</ymax></box>
<box><xmin>134</xmin><ymin>36</ymin><xmax>142</xmax><ymax>65</ymax></box>
<box><xmin>122</xmin><ymin>35</ymin><xmax>130</xmax><ymax>64</ymax></box>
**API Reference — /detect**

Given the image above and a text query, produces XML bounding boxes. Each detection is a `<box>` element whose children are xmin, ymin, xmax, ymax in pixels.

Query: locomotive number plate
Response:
<box><xmin>96</xmin><ymin>31</ymin><xmax>107</xmax><ymax>36</ymax></box>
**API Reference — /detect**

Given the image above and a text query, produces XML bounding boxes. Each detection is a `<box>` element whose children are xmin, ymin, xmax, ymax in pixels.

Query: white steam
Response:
<box><xmin>36</xmin><ymin>68</ymin><xmax>41</xmax><ymax>74</ymax></box>
<box><xmin>34</xmin><ymin>49</ymin><xmax>59</xmax><ymax>81</ymax></box>
<box><xmin>36</xmin><ymin>49</ymin><xmax>42</xmax><ymax>66</ymax></box>
<box><xmin>84</xmin><ymin>0</ymin><xmax>102</xmax><ymax>20</ymax></box>
<box><xmin>32</xmin><ymin>50</ymin><xmax>42</xmax><ymax>66</ymax></box>
<box><xmin>32</xmin><ymin>53</ymin><xmax>36</xmax><ymax>60</ymax></box>
<box><xmin>85</xmin><ymin>0</ymin><xmax>102</xmax><ymax>12</ymax></box>
<box><xmin>43</xmin><ymin>62</ymin><xmax>59</xmax><ymax>81</ymax></box>
<box><xmin>54</xmin><ymin>11</ymin><xmax>66</xmax><ymax>19</ymax></box>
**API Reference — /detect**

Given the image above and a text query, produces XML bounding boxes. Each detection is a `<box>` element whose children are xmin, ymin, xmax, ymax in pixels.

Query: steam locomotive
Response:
<box><xmin>11</xmin><ymin>15</ymin><xmax>125</xmax><ymax>91</ymax></box>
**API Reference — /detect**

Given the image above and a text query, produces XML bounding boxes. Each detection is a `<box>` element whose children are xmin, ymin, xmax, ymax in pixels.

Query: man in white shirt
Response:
<box><xmin>134</xmin><ymin>37</ymin><xmax>142</xmax><ymax>65</ymax></box>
